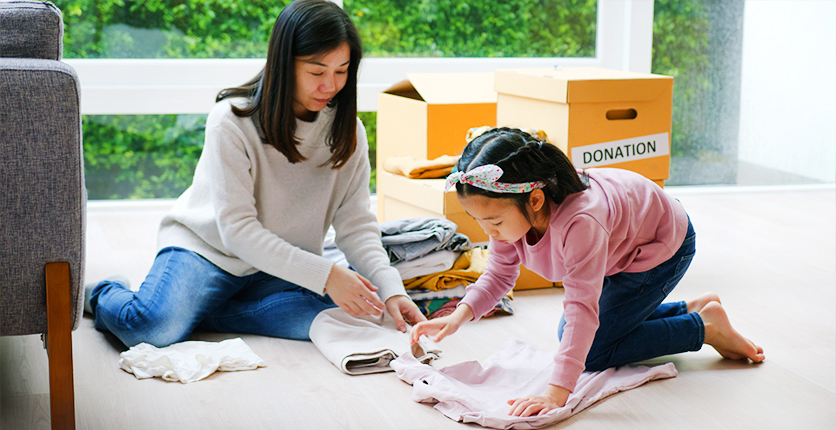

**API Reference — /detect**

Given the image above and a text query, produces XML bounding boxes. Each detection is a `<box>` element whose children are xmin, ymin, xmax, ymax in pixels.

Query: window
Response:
<box><xmin>61</xmin><ymin>1</ymin><xmax>657</xmax><ymax>199</ymax></box>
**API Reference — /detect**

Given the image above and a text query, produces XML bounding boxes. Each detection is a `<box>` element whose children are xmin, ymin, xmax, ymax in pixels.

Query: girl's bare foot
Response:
<box><xmin>700</xmin><ymin>301</ymin><xmax>765</xmax><ymax>362</ymax></box>
<box><xmin>687</xmin><ymin>292</ymin><xmax>721</xmax><ymax>313</ymax></box>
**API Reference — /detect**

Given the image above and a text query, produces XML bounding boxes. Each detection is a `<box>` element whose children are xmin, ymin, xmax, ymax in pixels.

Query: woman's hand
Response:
<box><xmin>324</xmin><ymin>265</ymin><xmax>385</xmax><ymax>317</ymax></box>
<box><xmin>409</xmin><ymin>304</ymin><xmax>474</xmax><ymax>344</ymax></box>
<box><xmin>507</xmin><ymin>384</ymin><xmax>570</xmax><ymax>417</ymax></box>
<box><xmin>384</xmin><ymin>295</ymin><xmax>427</xmax><ymax>333</ymax></box>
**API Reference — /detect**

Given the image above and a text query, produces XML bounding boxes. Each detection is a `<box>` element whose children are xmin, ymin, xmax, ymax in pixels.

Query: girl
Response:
<box><xmin>410</xmin><ymin>127</ymin><xmax>764</xmax><ymax>417</ymax></box>
<box><xmin>87</xmin><ymin>0</ymin><xmax>424</xmax><ymax>348</ymax></box>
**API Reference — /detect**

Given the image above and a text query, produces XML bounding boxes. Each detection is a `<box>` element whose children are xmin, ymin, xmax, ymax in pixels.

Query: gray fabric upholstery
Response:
<box><xmin>0</xmin><ymin>1</ymin><xmax>63</xmax><ymax>60</ymax></box>
<box><xmin>0</xmin><ymin>1</ymin><xmax>85</xmax><ymax>336</ymax></box>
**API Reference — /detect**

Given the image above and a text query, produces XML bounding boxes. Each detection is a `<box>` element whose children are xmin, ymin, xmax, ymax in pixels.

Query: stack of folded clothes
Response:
<box><xmin>380</xmin><ymin>218</ymin><xmax>513</xmax><ymax>319</ymax></box>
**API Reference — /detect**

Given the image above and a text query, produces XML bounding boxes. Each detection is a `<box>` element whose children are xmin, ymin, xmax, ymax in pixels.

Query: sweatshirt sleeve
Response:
<box><xmin>458</xmin><ymin>239</ymin><xmax>520</xmax><ymax>320</ymax></box>
<box><xmin>332</xmin><ymin>120</ymin><xmax>406</xmax><ymax>302</ymax></box>
<box><xmin>202</xmin><ymin>114</ymin><xmax>334</xmax><ymax>294</ymax></box>
<box><xmin>549</xmin><ymin>214</ymin><xmax>608</xmax><ymax>392</ymax></box>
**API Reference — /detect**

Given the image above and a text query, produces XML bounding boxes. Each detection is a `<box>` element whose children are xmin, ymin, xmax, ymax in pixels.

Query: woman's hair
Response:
<box><xmin>217</xmin><ymin>0</ymin><xmax>362</xmax><ymax>168</ymax></box>
<box><xmin>455</xmin><ymin>127</ymin><xmax>588</xmax><ymax>221</ymax></box>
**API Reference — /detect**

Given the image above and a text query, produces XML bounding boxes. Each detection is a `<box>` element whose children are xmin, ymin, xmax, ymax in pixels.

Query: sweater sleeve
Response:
<box><xmin>332</xmin><ymin>120</ymin><xmax>406</xmax><ymax>302</ymax></box>
<box><xmin>202</xmin><ymin>115</ymin><xmax>334</xmax><ymax>294</ymax></box>
<box><xmin>550</xmin><ymin>214</ymin><xmax>608</xmax><ymax>392</ymax></box>
<box><xmin>458</xmin><ymin>239</ymin><xmax>520</xmax><ymax>320</ymax></box>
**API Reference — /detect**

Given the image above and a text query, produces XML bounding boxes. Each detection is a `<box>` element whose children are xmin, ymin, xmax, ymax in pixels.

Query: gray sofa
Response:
<box><xmin>0</xmin><ymin>1</ymin><xmax>85</xmax><ymax>429</ymax></box>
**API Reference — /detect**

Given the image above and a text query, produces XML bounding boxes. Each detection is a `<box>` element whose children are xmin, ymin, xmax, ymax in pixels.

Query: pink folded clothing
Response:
<box><xmin>391</xmin><ymin>337</ymin><xmax>677</xmax><ymax>429</ymax></box>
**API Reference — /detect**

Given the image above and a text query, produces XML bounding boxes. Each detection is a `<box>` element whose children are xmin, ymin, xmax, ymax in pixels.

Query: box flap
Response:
<box><xmin>397</xmin><ymin>72</ymin><xmax>496</xmax><ymax>105</ymax></box>
<box><xmin>495</xmin><ymin>67</ymin><xmax>672</xmax><ymax>104</ymax></box>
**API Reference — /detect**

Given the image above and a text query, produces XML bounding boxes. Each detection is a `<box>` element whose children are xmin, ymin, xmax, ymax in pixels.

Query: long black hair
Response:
<box><xmin>217</xmin><ymin>0</ymin><xmax>362</xmax><ymax>168</ymax></box>
<box><xmin>456</xmin><ymin>127</ymin><xmax>588</xmax><ymax>221</ymax></box>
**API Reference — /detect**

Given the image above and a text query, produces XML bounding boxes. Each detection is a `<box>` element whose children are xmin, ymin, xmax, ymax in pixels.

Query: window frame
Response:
<box><xmin>65</xmin><ymin>0</ymin><xmax>653</xmax><ymax>114</ymax></box>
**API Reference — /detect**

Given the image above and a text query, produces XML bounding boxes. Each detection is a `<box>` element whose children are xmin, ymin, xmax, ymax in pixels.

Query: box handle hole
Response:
<box><xmin>606</xmin><ymin>108</ymin><xmax>638</xmax><ymax>120</ymax></box>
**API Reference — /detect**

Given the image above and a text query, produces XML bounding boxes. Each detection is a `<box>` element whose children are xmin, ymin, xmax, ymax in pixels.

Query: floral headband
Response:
<box><xmin>444</xmin><ymin>164</ymin><xmax>547</xmax><ymax>193</ymax></box>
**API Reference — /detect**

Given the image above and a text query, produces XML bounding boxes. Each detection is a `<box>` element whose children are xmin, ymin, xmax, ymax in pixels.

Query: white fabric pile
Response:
<box><xmin>119</xmin><ymin>337</ymin><xmax>266</xmax><ymax>383</ymax></box>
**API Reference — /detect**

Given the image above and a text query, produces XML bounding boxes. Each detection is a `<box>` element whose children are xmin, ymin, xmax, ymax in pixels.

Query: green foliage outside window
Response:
<box><xmin>651</xmin><ymin>0</ymin><xmax>710</xmax><ymax>160</ymax></box>
<box><xmin>344</xmin><ymin>0</ymin><xmax>596</xmax><ymax>58</ymax></box>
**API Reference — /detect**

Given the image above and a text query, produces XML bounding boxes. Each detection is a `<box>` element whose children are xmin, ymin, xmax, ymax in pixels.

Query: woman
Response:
<box><xmin>87</xmin><ymin>0</ymin><xmax>424</xmax><ymax>347</ymax></box>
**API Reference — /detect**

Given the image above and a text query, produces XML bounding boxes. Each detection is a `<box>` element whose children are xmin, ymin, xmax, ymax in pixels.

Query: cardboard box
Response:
<box><xmin>376</xmin><ymin>72</ymin><xmax>497</xmax><ymax>176</ymax></box>
<box><xmin>494</xmin><ymin>67</ymin><xmax>674</xmax><ymax>182</ymax></box>
<box><xmin>377</xmin><ymin>170</ymin><xmax>557</xmax><ymax>290</ymax></box>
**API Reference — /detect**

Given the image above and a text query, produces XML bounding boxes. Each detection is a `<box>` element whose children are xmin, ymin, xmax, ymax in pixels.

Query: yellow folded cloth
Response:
<box><xmin>383</xmin><ymin>154</ymin><xmax>460</xmax><ymax>179</ymax></box>
<box><xmin>403</xmin><ymin>248</ymin><xmax>490</xmax><ymax>292</ymax></box>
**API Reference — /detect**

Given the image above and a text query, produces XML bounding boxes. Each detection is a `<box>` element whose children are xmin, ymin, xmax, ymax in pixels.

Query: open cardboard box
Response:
<box><xmin>375</xmin><ymin>72</ymin><xmax>497</xmax><ymax>176</ymax></box>
<box><xmin>495</xmin><ymin>67</ymin><xmax>673</xmax><ymax>185</ymax></box>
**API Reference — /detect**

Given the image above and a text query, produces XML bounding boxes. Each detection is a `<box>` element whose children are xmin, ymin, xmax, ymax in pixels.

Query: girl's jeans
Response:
<box><xmin>90</xmin><ymin>247</ymin><xmax>337</xmax><ymax>348</ymax></box>
<box><xmin>559</xmin><ymin>218</ymin><xmax>702</xmax><ymax>371</ymax></box>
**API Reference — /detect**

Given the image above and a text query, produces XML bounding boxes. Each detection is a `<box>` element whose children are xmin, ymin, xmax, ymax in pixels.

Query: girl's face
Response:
<box><xmin>292</xmin><ymin>42</ymin><xmax>351</xmax><ymax>121</ymax></box>
<box><xmin>460</xmin><ymin>193</ymin><xmax>541</xmax><ymax>244</ymax></box>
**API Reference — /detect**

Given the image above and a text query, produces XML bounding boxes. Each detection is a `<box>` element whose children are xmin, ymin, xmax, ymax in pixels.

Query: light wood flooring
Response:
<box><xmin>2</xmin><ymin>185</ymin><xmax>835</xmax><ymax>429</ymax></box>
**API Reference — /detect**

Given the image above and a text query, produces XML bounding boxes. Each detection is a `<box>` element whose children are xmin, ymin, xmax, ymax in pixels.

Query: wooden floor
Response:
<box><xmin>2</xmin><ymin>186</ymin><xmax>835</xmax><ymax>429</ymax></box>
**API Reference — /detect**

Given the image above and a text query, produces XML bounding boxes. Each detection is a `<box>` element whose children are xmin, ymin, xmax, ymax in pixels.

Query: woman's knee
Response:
<box><xmin>118</xmin><ymin>312</ymin><xmax>195</xmax><ymax>348</ymax></box>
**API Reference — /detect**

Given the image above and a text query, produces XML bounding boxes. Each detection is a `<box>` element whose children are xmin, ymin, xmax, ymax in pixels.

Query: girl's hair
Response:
<box><xmin>455</xmin><ymin>127</ymin><xmax>588</xmax><ymax>221</ymax></box>
<box><xmin>216</xmin><ymin>0</ymin><xmax>362</xmax><ymax>168</ymax></box>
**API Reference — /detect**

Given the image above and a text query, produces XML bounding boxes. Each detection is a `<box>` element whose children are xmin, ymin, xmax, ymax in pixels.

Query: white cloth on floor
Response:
<box><xmin>390</xmin><ymin>337</ymin><xmax>677</xmax><ymax>429</ymax></box>
<box><xmin>119</xmin><ymin>337</ymin><xmax>266</xmax><ymax>383</ymax></box>
<box><xmin>310</xmin><ymin>308</ymin><xmax>441</xmax><ymax>375</ymax></box>
<box><xmin>392</xmin><ymin>250</ymin><xmax>461</xmax><ymax>279</ymax></box>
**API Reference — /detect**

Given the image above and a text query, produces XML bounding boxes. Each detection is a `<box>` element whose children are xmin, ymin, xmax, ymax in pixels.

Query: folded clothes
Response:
<box><xmin>310</xmin><ymin>308</ymin><xmax>441</xmax><ymax>375</ymax></box>
<box><xmin>426</xmin><ymin>297</ymin><xmax>513</xmax><ymax>319</ymax></box>
<box><xmin>391</xmin><ymin>337</ymin><xmax>677</xmax><ymax>429</ymax></box>
<box><xmin>407</xmin><ymin>285</ymin><xmax>468</xmax><ymax>301</ymax></box>
<box><xmin>393</xmin><ymin>250</ymin><xmax>461</xmax><ymax>280</ymax></box>
<box><xmin>119</xmin><ymin>337</ymin><xmax>266</xmax><ymax>383</ymax></box>
<box><xmin>403</xmin><ymin>248</ymin><xmax>490</xmax><ymax>291</ymax></box>
<box><xmin>380</xmin><ymin>217</ymin><xmax>471</xmax><ymax>263</ymax></box>
<box><xmin>383</xmin><ymin>154</ymin><xmax>460</xmax><ymax>179</ymax></box>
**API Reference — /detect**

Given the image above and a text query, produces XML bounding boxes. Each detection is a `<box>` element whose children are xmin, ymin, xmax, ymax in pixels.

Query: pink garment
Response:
<box><xmin>459</xmin><ymin>168</ymin><xmax>688</xmax><ymax>392</ymax></box>
<box><xmin>391</xmin><ymin>337</ymin><xmax>677</xmax><ymax>429</ymax></box>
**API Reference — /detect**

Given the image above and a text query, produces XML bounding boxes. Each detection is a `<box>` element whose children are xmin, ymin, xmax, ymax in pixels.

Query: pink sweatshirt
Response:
<box><xmin>459</xmin><ymin>168</ymin><xmax>689</xmax><ymax>392</ymax></box>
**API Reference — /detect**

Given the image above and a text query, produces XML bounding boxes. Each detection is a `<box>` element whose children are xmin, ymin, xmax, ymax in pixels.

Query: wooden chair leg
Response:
<box><xmin>45</xmin><ymin>262</ymin><xmax>76</xmax><ymax>430</ymax></box>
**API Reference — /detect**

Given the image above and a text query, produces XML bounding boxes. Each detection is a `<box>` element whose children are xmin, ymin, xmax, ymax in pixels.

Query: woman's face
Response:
<box><xmin>292</xmin><ymin>42</ymin><xmax>351</xmax><ymax>121</ymax></box>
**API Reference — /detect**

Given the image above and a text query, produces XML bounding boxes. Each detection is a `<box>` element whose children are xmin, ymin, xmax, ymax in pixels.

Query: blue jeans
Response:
<box><xmin>558</xmin><ymin>218</ymin><xmax>702</xmax><ymax>371</ymax></box>
<box><xmin>90</xmin><ymin>247</ymin><xmax>337</xmax><ymax>348</ymax></box>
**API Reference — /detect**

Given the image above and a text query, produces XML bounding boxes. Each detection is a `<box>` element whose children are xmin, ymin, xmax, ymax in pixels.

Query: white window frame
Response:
<box><xmin>65</xmin><ymin>0</ymin><xmax>653</xmax><ymax>115</ymax></box>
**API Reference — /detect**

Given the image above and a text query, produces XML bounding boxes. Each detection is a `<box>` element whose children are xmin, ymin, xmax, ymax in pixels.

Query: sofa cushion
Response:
<box><xmin>0</xmin><ymin>1</ymin><xmax>63</xmax><ymax>60</ymax></box>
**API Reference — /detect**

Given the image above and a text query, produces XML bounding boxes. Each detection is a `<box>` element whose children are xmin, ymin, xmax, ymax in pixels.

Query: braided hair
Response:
<box><xmin>456</xmin><ymin>127</ymin><xmax>588</xmax><ymax>222</ymax></box>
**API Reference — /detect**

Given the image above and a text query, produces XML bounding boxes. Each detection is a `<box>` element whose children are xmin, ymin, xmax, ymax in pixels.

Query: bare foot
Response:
<box><xmin>687</xmin><ymin>292</ymin><xmax>721</xmax><ymax>313</ymax></box>
<box><xmin>700</xmin><ymin>301</ymin><xmax>765</xmax><ymax>363</ymax></box>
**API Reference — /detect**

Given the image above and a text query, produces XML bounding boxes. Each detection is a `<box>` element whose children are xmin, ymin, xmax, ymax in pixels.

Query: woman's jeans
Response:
<box><xmin>90</xmin><ymin>247</ymin><xmax>336</xmax><ymax>348</ymax></box>
<box><xmin>559</xmin><ymin>218</ymin><xmax>702</xmax><ymax>371</ymax></box>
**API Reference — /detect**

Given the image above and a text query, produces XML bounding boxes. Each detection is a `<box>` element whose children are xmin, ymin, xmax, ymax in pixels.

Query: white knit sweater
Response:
<box><xmin>157</xmin><ymin>98</ymin><xmax>405</xmax><ymax>301</ymax></box>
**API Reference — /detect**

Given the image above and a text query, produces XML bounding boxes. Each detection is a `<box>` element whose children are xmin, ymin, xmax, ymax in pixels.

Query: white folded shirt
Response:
<box><xmin>119</xmin><ymin>337</ymin><xmax>266</xmax><ymax>383</ymax></box>
<box><xmin>310</xmin><ymin>308</ymin><xmax>440</xmax><ymax>375</ymax></box>
<box><xmin>392</xmin><ymin>250</ymin><xmax>461</xmax><ymax>279</ymax></box>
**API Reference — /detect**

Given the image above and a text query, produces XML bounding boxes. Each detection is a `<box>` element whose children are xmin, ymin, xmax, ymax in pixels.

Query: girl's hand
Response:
<box><xmin>324</xmin><ymin>265</ymin><xmax>385</xmax><ymax>317</ymax></box>
<box><xmin>507</xmin><ymin>384</ymin><xmax>571</xmax><ymax>417</ymax></box>
<box><xmin>409</xmin><ymin>304</ymin><xmax>474</xmax><ymax>344</ymax></box>
<box><xmin>384</xmin><ymin>295</ymin><xmax>427</xmax><ymax>333</ymax></box>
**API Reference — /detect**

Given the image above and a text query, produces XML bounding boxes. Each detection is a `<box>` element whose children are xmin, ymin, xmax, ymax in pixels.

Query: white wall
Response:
<box><xmin>738</xmin><ymin>0</ymin><xmax>836</xmax><ymax>183</ymax></box>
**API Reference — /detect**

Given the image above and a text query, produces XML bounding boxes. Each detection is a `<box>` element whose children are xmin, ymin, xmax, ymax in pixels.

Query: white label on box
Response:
<box><xmin>571</xmin><ymin>132</ymin><xmax>670</xmax><ymax>168</ymax></box>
